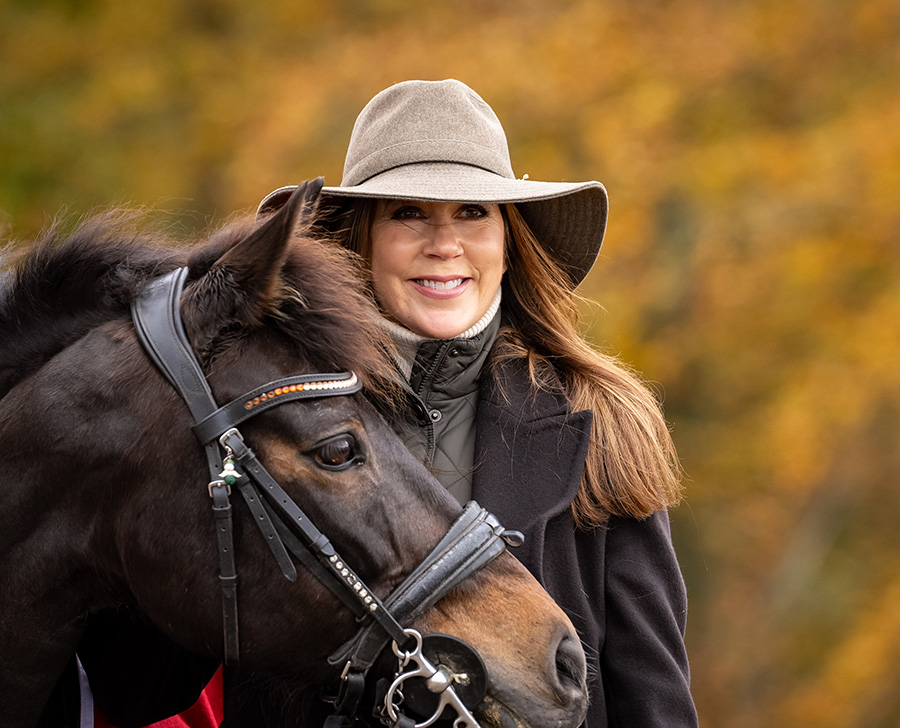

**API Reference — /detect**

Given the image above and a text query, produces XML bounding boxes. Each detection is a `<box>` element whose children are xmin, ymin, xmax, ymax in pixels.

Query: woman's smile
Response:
<box><xmin>411</xmin><ymin>276</ymin><xmax>471</xmax><ymax>301</ymax></box>
<box><xmin>413</xmin><ymin>277</ymin><xmax>467</xmax><ymax>292</ymax></box>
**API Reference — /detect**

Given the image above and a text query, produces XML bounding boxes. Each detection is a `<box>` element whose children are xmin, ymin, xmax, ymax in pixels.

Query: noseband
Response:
<box><xmin>132</xmin><ymin>268</ymin><xmax>523</xmax><ymax>728</ymax></box>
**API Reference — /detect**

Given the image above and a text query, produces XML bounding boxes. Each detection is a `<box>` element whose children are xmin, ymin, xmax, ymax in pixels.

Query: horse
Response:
<box><xmin>0</xmin><ymin>180</ymin><xmax>588</xmax><ymax>728</ymax></box>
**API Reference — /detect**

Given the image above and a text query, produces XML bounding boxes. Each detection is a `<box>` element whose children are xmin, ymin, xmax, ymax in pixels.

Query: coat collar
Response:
<box><xmin>471</xmin><ymin>358</ymin><xmax>593</xmax><ymax>533</ymax></box>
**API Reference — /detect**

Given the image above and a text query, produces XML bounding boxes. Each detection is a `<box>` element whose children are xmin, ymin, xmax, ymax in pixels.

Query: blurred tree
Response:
<box><xmin>2</xmin><ymin>0</ymin><xmax>899</xmax><ymax>725</ymax></box>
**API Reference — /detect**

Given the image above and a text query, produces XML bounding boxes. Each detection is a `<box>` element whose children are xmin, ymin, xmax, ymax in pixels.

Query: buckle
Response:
<box><xmin>208</xmin><ymin>479</ymin><xmax>231</xmax><ymax>497</ymax></box>
<box><xmin>333</xmin><ymin>661</ymin><xmax>366</xmax><ymax>715</ymax></box>
<box><xmin>219</xmin><ymin>427</ymin><xmax>245</xmax><ymax>450</ymax></box>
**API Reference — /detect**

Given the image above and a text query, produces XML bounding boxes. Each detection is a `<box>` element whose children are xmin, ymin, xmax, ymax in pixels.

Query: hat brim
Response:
<box><xmin>258</xmin><ymin>162</ymin><xmax>609</xmax><ymax>287</ymax></box>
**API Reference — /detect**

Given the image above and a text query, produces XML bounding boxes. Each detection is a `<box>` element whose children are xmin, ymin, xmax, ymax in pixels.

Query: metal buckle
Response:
<box><xmin>208</xmin><ymin>479</ymin><xmax>231</xmax><ymax>497</ymax></box>
<box><xmin>340</xmin><ymin>660</ymin><xmax>353</xmax><ymax>681</ymax></box>
<box><xmin>219</xmin><ymin>427</ymin><xmax>245</xmax><ymax>450</ymax></box>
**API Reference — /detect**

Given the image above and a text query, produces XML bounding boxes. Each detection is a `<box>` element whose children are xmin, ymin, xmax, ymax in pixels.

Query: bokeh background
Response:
<box><xmin>2</xmin><ymin>1</ymin><xmax>899</xmax><ymax>725</ymax></box>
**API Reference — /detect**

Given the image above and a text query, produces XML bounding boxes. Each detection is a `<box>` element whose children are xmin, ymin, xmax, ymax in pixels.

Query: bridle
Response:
<box><xmin>131</xmin><ymin>267</ymin><xmax>523</xmax><ymax>728</ymax></box>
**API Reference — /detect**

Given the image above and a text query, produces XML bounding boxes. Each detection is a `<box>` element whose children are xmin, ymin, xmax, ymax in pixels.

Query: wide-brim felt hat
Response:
<box><xmin>258</xmin><ymin>79</ymin><xmax>609</xmax><ymax>287</ymax></box>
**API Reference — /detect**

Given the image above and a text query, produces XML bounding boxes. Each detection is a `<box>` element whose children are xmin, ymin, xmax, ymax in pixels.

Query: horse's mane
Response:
<box><xmin>0</xmin><ymin>212</ymin><xmax>180</xmax><ymax>397</ymax></box>
<box><xmin>0</xmin><ymin>210</ymin><xmax>397</xmax><ymax>401</ymax></box>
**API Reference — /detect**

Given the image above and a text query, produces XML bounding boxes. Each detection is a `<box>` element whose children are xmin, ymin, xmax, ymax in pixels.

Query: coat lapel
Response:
<box><xmin>471</xmin><ymin>360</ymin><xmax>592</xmax><ymax>535</ymax></box>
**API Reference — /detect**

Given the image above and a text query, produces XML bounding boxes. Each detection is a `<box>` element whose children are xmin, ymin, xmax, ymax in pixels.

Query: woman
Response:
<box><xmin>256</xmin><ymin>78</ymin><xmax>698</xmax><ymax>727</ymax></box>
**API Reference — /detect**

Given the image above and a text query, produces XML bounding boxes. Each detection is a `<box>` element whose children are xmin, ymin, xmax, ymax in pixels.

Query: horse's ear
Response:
<box><xmin>183</xmin><ymin>178</ymin><xmax>324</xmax><ymax>355</ymax></box>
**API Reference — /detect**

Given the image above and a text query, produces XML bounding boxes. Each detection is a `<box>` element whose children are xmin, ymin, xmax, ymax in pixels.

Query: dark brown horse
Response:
<box><xmin>0</xmin><ymin>182</ymin><xmax>587</xmax><ymax>728</ymax></box>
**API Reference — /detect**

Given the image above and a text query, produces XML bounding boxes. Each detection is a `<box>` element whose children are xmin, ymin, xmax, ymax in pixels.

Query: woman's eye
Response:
<box><xmin>313</xmin><ymin>435</ymin><xmax>362</xmax><ymax>470</ymax></box>
<box><xmin>392</xmin><ymin>205</ymin><xmax>423</xmax><ymax>220</ymax></box>
<box><xmin>459</xmin><ymin>204</ymin><xmax>488</xmax><ymax>219</ymax></box>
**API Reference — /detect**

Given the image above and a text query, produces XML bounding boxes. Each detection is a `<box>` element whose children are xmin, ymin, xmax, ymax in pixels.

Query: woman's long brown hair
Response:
<box><xmin>496</xmin><ymin>204</ymin><xmax>682</xmax><ymax>528</ymax></box>
<box><xmin>322</xmin><ymin>198</ymin><xmax>683</xmax><ymax>528</ymax></box>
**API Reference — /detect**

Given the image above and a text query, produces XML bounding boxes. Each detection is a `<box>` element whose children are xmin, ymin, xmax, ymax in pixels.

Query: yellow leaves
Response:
<box><xmin>3</xmin><ymin>1</ymin><xmax>900</xmax><ymax>725</ymax></box>
<box><xmin>70</xmin><ymin>60</ymin><xmax>166</xmax><ymax>134</ymax></box>
<box><xmin>778</xmin><ymin>577</ymin><xmax>900</xmax><ymax>727</ymax></box>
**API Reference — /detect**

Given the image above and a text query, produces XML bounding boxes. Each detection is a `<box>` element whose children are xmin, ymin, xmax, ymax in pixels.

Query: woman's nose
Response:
<box><xmin>423</xmin><ymin>223</ymin><xmax>463</xmax><ymax>258</ymax></box>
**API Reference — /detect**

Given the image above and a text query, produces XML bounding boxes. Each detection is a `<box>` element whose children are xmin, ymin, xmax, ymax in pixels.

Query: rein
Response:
<box><xmin>131</xmin><ymin>268</ymin><xmax>522</xmax><ymax>727</ymax></box>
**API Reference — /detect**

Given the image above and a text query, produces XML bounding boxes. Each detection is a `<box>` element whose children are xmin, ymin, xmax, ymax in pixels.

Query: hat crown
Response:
<box><xmin>341</xmin><ymin>79</ymin><xmax>515</xmax><ymax>186</ymax></box>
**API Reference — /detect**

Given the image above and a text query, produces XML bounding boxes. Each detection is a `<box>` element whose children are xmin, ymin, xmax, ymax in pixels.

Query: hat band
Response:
<box><xmin>343</xmin><ymin>139</ymin><xmax>515</xmax><ymax>187</ymax></box>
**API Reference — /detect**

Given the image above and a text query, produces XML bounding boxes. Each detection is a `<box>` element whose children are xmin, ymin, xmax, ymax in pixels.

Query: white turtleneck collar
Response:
<box><xmin>377</xmin><ymin>287</ymin><xmax>502</xmax><ymax>380</ymax></box>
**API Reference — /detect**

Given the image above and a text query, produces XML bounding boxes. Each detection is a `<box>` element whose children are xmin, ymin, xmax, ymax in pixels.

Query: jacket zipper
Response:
<box><xmin>413</xmin><ymin>340</ymin><xmax>454</xmax><ymax>464</ymax></box>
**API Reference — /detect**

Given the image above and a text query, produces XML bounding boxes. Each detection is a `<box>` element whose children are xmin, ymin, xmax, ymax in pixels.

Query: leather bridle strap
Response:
<box><xmin>327</xmin><ymin>505</ymin><xmax>519</xmax><ymax>672</ymax></box>
<box><xmin>132</xmin><ymin>268</ymin><xmax>244</xmax><ymax>661</ymax></box>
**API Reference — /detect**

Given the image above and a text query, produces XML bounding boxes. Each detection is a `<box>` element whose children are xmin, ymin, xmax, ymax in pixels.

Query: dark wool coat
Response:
<box><xmin>472</xmin><ymin>359</ymin><xmax>698</xmax><ymax>728</ymax></box>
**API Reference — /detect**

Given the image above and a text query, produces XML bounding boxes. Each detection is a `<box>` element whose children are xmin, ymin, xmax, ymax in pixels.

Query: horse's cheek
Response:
<box><xmin>110</xmin><ymin>448</ymin><xmax>222</xmax><ymax>651</ymax></box>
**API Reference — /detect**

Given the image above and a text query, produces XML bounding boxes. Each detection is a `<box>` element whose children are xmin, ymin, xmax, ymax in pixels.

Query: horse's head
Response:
<box><xmin>0</xmin><ymin>182</ymin><xmax>587</xmax><ymax>728</ymax></box>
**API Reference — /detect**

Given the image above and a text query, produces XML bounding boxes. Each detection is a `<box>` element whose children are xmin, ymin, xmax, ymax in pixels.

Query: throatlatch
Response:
<box><xmin>132</xmin><ymin>267</ymin><xmax>524</xmax><ymax>728</ymax></box>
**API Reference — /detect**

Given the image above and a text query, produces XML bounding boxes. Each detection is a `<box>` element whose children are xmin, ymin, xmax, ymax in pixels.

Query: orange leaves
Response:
<box><xmin>778</xmin><ymin>577</ymin><xmax>900</xmax><ymax>727</ymax></box>
<box><xmin>3</xmin><ymin>0</ymin><xmax>900</xmax><ymax>724</ymax></box>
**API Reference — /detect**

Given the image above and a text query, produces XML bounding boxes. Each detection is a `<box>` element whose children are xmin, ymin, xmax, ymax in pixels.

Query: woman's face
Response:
<box><xmin>369</xmin><ymin>199</ymin><xmax>506</xmax><ymax>339</ymax></box>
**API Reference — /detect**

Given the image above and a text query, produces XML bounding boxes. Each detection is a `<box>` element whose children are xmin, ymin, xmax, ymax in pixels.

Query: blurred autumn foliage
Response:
<box><xmin>2</xmin><ymin>0</ymin><xmax>899</xmax><ymax>725</ymax></box>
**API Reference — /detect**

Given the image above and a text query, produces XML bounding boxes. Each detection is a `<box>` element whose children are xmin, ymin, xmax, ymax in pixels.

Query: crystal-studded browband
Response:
<box><xmin>191</xmin><ymin>372</ymin><xmax>362</xmax><ymax>446</ymax></box>
<box><xmin>243</xmin><ymin>373</ymin><xmax>359</xmax><ymax>411</ymax></box>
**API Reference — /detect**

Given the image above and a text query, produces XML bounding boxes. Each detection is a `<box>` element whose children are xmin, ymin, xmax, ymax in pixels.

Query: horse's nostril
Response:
<box><xmin>554</xmin><ymin>634</ymin><xmax>587</xmax><ymax>695</ymax></box>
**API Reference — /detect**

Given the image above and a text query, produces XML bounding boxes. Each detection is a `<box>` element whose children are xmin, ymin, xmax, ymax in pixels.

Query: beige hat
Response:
<box><xmin>259</xmin><ymin>79</ymin><xmax>609</xmax><ymax>286</ymax></box>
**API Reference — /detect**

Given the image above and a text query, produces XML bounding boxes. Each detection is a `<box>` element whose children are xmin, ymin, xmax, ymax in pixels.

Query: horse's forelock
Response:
<box><xmin>274</xmin><ymin>238</ymin><xmax>401</xmax><ymax>399</ymax></box>
<box><xmin>179</xmin><ymin>214</ymin><xmax>400</xmax><ymax>399</ymax></box>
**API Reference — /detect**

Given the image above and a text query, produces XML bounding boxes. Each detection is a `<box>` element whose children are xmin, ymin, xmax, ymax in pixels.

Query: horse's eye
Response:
<box><xmin>313</xmin><ymin>435</ymin><xmax>362</xmax><ymax>470</ymax></box>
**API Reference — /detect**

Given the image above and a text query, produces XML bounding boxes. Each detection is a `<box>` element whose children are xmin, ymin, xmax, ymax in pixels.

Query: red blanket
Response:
<box><xmin>94</xmin><ymin>668</ymin><xmax>223</xmax><ymax>728</ymax></box>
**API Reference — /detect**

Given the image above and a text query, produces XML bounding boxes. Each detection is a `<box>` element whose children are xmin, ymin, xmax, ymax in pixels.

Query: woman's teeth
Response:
<box><xmin>416</xmin><ymin>278</ymin><xmax>464</xmax><ymax>290</ymax></box>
